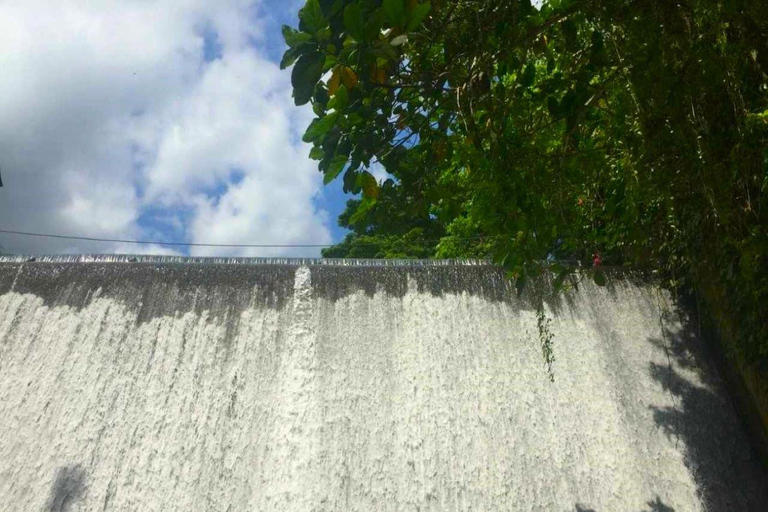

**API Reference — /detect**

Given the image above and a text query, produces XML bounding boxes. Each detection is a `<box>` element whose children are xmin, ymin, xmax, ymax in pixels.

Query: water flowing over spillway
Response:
<box><xmin>0</xmin><ymin>257</ymin><xmax>765</xmax><ymax>511</ymax></box>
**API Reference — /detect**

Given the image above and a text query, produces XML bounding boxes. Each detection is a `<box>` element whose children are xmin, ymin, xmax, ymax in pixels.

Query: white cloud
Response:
<box><xmin>0</xmin><ymin>0</ymin><xmax>331</xmax><ymax>257</ymax></box>
<box><xmin>369</xmin><ymin>162</ymin><xmax>390</xmax><ymax>184</ymax></box>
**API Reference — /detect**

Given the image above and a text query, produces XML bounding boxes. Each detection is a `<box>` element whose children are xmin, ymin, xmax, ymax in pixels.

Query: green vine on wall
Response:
<box><xmin>537</xmin><ymin>306</ymin><xmax>556</xmax><ymax>382</ymax></box>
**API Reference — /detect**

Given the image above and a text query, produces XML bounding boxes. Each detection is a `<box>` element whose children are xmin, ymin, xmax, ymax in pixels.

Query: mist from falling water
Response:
<box><xmin>0</xmin><ymin>257</ymin><xmax>764</xmax><ymax>511</ymax></box>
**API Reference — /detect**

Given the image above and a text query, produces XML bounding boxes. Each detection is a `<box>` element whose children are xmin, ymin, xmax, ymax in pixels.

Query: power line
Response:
<box><xmin>0</xmin><ymin>228</ymin><xmax>503</xmax><ymax>248</ymax></box>
<box><xmin>0</xmin><ymin>228</ymin><xmax>333</xmax><ymax>248</ymax></box>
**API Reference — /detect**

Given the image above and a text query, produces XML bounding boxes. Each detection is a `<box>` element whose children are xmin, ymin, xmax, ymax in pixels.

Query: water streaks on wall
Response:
<box><xmin>0</xmin><ymin>258</ymin><xmax>764</xmax><ymax>511</ymax></box>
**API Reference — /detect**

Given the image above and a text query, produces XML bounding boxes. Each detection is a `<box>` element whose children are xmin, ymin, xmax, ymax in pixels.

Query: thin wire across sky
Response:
<box><xmin>0</xmin><ymin>228</ymin><xmax>500</xmax><ymax>248</ymax></box>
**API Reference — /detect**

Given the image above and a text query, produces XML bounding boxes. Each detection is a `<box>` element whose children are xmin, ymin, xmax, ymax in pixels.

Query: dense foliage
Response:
<box><xmin>283</xmin><ymin>1</ymin><xmax>768</xmax><ymax>369</ymax></box>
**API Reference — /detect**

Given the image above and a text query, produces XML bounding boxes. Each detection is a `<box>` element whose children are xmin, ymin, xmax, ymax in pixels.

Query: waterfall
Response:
<box><xmin>0</xmin><ymin>257</ymin><xmax>764</xmax><ymax>511</ymax></box>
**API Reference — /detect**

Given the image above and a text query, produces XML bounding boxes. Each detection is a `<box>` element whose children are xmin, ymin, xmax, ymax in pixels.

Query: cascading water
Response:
<box><xmin>0</xmin><ymin>256</ymin><xmax>764</xmax><ymax>511</ymax></box>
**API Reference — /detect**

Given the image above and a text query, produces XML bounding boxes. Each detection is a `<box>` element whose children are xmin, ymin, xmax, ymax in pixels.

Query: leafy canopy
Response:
<box><xmin>283</xmin><ymin>0</ymin><xmax>768</xmax><ymax>365</ymax></box>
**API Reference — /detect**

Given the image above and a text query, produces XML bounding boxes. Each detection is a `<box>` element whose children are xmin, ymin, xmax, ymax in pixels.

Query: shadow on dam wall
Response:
<box><xmin>1</xmin><ymin>258</ymin><xmax>766</xmax><ymax>510</ymax></box>
<box><xmin>645</xmin><ymin>308</ymin><xmax>768</xmax><ymax>511</ymax></box>
<box><xmin>579</xmin><ymin>296</ymin><xmax>768</xmax><ymax>510</ymax></box>
<box><xmin>572</xmin><ymin>320</ymin><xmax>768</xmax><ymax>512</ymax></box>
<box><xmin>46</xmin><ymin>465</ymin><xmax>86</xmax><ymax>512</ymax></box>
<box><xmin>574</xmin><ymin>496</ymin><xmax>677</xmax><ymax>511</ymax></box>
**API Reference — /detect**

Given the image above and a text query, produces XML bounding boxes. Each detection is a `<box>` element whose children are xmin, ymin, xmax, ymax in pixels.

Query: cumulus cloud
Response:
<box><xmin>0</xmin><ymin>0</ymin><xmax>331</xmax><ymax>257</ymax></box>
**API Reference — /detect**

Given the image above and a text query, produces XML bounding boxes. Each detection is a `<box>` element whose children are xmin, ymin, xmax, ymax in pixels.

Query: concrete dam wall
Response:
<box><xmin>0</xmin><ymin>257</ymin><xmax>765</xmax><ymax>511</ymax></box>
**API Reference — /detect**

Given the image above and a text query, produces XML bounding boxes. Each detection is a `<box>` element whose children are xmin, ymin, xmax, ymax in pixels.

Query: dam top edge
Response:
<box><xmin>0</xmin><ymin>255</ymin><xmax>651</xmax><ymax>274</ymax></box>
<box><xmin>0</xmin><ymin>254</ymin><xmax>495</xmax><ymax>267</ymax></box>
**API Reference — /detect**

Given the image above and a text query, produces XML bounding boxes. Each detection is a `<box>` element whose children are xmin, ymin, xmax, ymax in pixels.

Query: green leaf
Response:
<box><xmin>553</xmin><ymin>268</ymin><xmax>571</xmax><ymax>291</ymax></box>
<box><xmin>324</xmin><ymin>155</ymin><xmax>348</xmax><ymax>184</ymax></box>
<box><xmin>318</xmin><ymin>26</ymin><xmax>332</xmax><ymax>42</ymax></box>
<box><xmin>291</xmin><ymin>51</ymin><xmax>324</xmax><ymax>106</ymax></box>
<box><xmin>590</xmin><ymin>30</ymin><xmax>606</xmax><ymax>67</ymax></box>
<box><xmin>383</xmin><ymin>0</ymin><xmax>405</xmax><ymax>27</ymax></box>
<box><xmin>364</xmin><ymin>9</ymin><xmax>387</xmax><ymax>40</ymax></box>
<box><xmin>520</xmin><ymin>62</ymin><xmax>536</xmax><ymax>87</ymax></box>
<box><xmin>350</xmin><ymin>196</ymin><xmax>377</xmax><ymax>224</ymax></box>
<box><xmin>593</xmin><ymin>270</ymin><xmax>607</xmax><ymax>286</ymax></box>
<box><xmin>406</xmin><ymin>2</ymin><xmax>431</xmax><ymax>32</ymax></box>
<box><xmin>547</xmin><ymin>96</ymin><xmax>559</xmax><ymax>117</ymax></box>
<box><xmin>360</xmin><ymin>170</ymin><xmax>380</xmax><ymax>198</ymax></box>
<box><xmin>327</xmin><ymin>85</ymin><xmax>349</xmax><ymax>110</ymax></box>
<box><xmin>348</xmin><ymin>112</ymin><xmax>364</xmax><ymax>125</ymax></box>
<box><xmin>282</xmin><ymin>25</ymin><xmax>312</xmax><ymax>47</ymax></box>
<box><xmin>515</xmin><ymin>275</ymin><xmax>527</xmax><ymax>295</ymax></box>
<box><xmin>343</xmin><ymin>168</ymin><xmax>359</xmax><ymax>193</ymax></box>
<box><xmin>280</xmin><ymin>47</ymin><xmax>301</xmax><ymax>70</ymax></box>
<box><xmin>323</xmin><ymin>53</ymin><xmax>338</xmax><ymax>71</ymax></box>
<box><xmin>302</xmin><ymin>112</ymin><xmax>339</xmax><ymax>142</ymax></box>
<box><xmin>339</xmin><ymin>38</ymin><xmax>358</xmax><ymax>61</ymax></box>
<box><xmin>309</xmin><ymin>146</ymin><xmax>325</xmax><ymax>160</ymax></box>
<box><xmin>313</xmin><ymin>83</ymin><xmax>329</xmax><ymax>105</ymax></box>
<box><xmin>340</xmin><ymin>66</ymin><xmax>358</xmax><ymax>89</ymax></box>
<box><xmin>299</xmin><ymin>0</ymin><xmax>326</xmax><ymax>34</ymax></box>
<box><xmin>343</xmin><ymin>3</ymin><xmax>365</xmax><ymax>40</ymax></box>
<box><xmin>561</xmin><ymin>19</ymin><xmax>578</xmax><ymax>51</ymax></box>
<box><xmin>327</xmin><ymin>66</ymin><xmax>341</xmax><ymax>95</ymax></box>
<box><xmin>560</xmin><ymin>89</ymin><xmax>577</xmax><ymax>116</ymax></box>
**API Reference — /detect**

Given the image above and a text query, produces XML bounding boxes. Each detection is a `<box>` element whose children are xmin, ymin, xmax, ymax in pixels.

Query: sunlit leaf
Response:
<box><xmin>282</xmin><ymin>25</ymin><xmax>312</xmax><ymax>47</ymax></box>
<box><xmin>309</xmin><ymin>146</ymin><xmax>325</xmax><ymax>160</ymax></box>
<box><xmin>360</xmin><ymin>170</ymin><xmax>380</xmax><ymax>198</ymax></box>
<box><xmin>350</xmin><ymin>196</ymin><xmax>377</xmax><ymax>224</ymax></box>
<box><xmin>340</xmin><ymin>66</ymin><xmax>358</xmax><ymax>89</ymax></box>
<box><xmin>328</xmin><ymin>66</ymin><xmax>341</xmax><ymax>95</ymax></box>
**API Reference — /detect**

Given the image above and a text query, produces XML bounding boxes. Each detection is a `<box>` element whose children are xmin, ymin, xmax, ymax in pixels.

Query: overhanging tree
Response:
<box><xmin>283</xmin><ymin>0</ymin><xmax>768</xmax><ymax>375</ymax></box>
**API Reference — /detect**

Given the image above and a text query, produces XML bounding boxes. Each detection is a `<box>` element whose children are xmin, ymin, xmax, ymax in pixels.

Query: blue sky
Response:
<box><xmin>0</xmin><ymin>0</ymin><xmax>358</xmax><ymax>256</ymax></box>
<box><xmin>252</xmin><ymin>0</ymin><xmax>356</xmax><ymax>245</ymax></box>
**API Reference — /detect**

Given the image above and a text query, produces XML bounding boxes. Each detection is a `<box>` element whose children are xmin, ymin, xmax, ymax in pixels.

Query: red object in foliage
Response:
<box><xmin>592</xmin><ymin>252</ymin><xmax>602</xmax><ymax>267</ymax></box>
